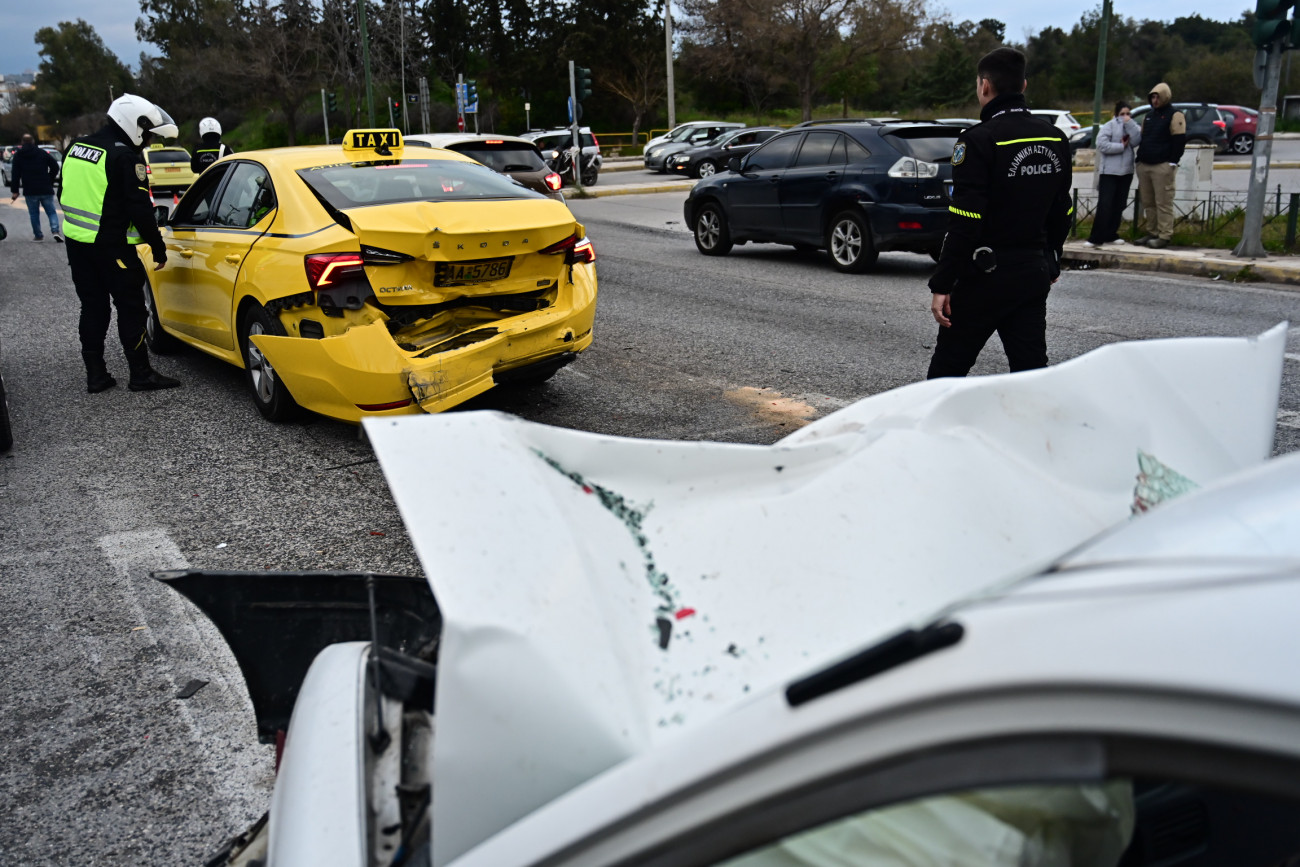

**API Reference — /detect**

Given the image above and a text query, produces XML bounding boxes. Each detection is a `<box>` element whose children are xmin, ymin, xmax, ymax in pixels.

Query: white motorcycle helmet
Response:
<box><xmin>107</xmin><ymin>93</ymin><xmax>179</xmax><ymax>146</ymax></box>
<box><xmin>199</xmin><ymin>117</ymin><xmax>222</xmax><ymax>137</ymax></box>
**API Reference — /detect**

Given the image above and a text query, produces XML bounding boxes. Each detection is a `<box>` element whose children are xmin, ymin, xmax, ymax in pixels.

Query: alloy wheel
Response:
<box><xmin>246</xmin><ymin>321</ymin><xmax>277</xmax><ymax>404</ymax></box>
<box><xmin>830</xmin><ymin>218</ymin><xmax>862</xmax><ymax>266</ymax></box>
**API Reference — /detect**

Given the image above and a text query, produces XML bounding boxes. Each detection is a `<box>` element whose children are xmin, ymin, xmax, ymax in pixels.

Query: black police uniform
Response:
<box><xmin>927</xmin><ymin>92</ymin><xmax>1073</xmax><ymax>379</ymax></box>
<box><xmin>60</xmin><ymin>123</ymin><xmax>173</xmax><ymax>392</ymax></box>
<box><xmin>191</xmin><ymin>132</ymin><xmax>233</xmax><ymax>174</ymax></box>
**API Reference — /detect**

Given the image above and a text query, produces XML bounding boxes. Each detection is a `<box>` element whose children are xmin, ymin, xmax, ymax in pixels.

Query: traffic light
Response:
<box><xmin>576</xmin><ymin>67</ymin><xmax>593</xmax><ymax>101</ymax></box>
<box><xmin>465</xmin><ymin>79</ymin><xmax>478</xmax><ymax>110</ymax></box>
<box><xmin>391</xmin><ymin>97</ymin><xmax>401</xmax><ymax>113</ymax></box>
<box><xmin>1253</xmin><ymin>0</ymin><xmax>1294</xmax><ymax>48</ymax></box>
<box><xmin>326</xmin><ymin>91</ymin><xmax>338</xmax><ymax>112</ymax></box>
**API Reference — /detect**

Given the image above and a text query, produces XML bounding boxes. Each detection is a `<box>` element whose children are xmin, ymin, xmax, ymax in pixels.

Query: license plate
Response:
<box><xmin>435</xmin><ymin>257</ymin><xmax>513</xmax><ymax>287</ymax></box>
<box><xmin>163</xmin><ymin>167</ymin><xmax>181</xmax><ymax>172</ymax></box>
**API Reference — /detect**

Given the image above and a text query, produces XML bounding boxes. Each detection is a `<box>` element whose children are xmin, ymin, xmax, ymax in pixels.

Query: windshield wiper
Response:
<box><xmin>785</xmin><ymin>621</ymin><xmax>964</xmax><ymax>707</ymax></box>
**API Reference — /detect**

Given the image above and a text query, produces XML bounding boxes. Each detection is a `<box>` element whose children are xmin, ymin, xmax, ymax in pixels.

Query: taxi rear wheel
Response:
<box><xmin>241</xmin><ymin>304</ymin><xmax>301</xmax><ymax>422</ymax></box>
<box><xmin>694</xmin><ymin>203</ymin><xmax>733</xmax><ymax>256</ymax></box>
<box><xmin>827</xmin><ymin>211</ymin><xmax>878</xmax><ymax>273</ymax></box>
<box><xmin>142</xmin><ymin>280</ymin><xmax>181</xmax><ymax>355</ymax></box>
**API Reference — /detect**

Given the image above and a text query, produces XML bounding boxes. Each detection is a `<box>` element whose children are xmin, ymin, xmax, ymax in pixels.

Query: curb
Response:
<box><xmin>1062</xmin><ymin>245</ymin><xmax>1300</xmax><ymax>289</ymax></box>
<box><xmin>570</xmin><ymin>181</ymin><xmax>696</xmax><ymax>198</ymax></box>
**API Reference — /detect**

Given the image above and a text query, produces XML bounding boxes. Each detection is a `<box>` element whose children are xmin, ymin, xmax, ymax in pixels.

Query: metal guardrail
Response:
<box><xmin>1070</xmin><ymin>185</ymin><xmax>1300</xmax><ymax>250</ymax></box>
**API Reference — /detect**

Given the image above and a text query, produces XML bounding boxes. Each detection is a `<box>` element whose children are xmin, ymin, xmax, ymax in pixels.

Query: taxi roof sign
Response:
<box><xmin>343</xmin><ymin>128</ymin><xmax>404</xmax><ymax>153</ymax></box>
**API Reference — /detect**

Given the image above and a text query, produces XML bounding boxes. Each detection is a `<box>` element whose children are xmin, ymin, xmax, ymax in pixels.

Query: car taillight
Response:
<box><xmin>1213</xmin><ymin>120</ymin><xmax>1226</xmax><ymax>129</ymax></box>
<box><xmin>591</xmin><ymin>134</ymin><xmax>600</xmax><ymax>148</ymax></box>
<box><xmin>886</xmin><ymin>157</ymin><xmax>939</xmax><ymax>179</ymax></box>
<box><xmin>305</xmin><ymin>252</ymin><xmax>366</xmax><ymax>288</ymax></box>
<box><xmin>540</xmin><ymin>233</ymin><xmax>595</xmax><ymax>264</ymax></box>
<box><xmin>544</xmin><ymin>172</ymin><xmax>563</xmax><ymax>191</ymax></box>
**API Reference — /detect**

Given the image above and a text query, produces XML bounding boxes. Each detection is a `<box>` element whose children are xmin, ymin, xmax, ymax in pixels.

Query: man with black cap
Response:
<box><xmin>59</xmin><ymin>93</ymin><xmax>181</xmax><ymax>393</ymax></box>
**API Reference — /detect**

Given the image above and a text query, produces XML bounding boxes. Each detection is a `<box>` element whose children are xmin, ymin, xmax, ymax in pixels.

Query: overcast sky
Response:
<box><xmin>3</xmin><ymin>0</ymin><xmax>1253</xmax><ymax>80</ymax></box>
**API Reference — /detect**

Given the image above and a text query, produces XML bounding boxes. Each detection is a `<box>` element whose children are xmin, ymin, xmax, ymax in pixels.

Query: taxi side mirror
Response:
<box><xmin>727</xmin><ymin>157</ymin><xmax>742</xmax><ymax>173</ymax></box>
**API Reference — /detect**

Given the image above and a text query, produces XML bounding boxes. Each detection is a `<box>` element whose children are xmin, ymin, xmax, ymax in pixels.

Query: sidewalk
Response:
<box><xmin>1062</xmin><ymin>239</ymin><xmax>1300</xmax><ymax>288</ymax></box>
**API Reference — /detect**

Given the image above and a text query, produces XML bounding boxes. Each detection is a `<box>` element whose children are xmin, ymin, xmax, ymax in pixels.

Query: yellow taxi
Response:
<box><xmin>139</xmin><ymin>129</ymin><xmax>597</xmax><ymax>423</ymax></box>
<box><xmin>144</xmin><ymin>144</ymin><xmax>199</xmax><ymax>195</ymax></box>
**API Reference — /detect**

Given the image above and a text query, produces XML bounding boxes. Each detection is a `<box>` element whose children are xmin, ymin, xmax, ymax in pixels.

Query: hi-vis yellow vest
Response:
<box><xmin>60</xmin><ymin>141</ymin><xmax>143</xmax><ymax>245</ymax></box>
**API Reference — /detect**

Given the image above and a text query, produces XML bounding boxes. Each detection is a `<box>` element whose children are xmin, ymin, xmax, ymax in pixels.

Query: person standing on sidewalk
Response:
<box><xmin>1134</xmin><ymin>83</ymin><xmax>1185</xmax><ymax>249</ymax></box>
<box><xmin>926</xmin><ymin>47</ymin><xmax>1073</xmax><ymax>379</ymax></box>
<box><xmin>8</xmin><ymin>134</ymin><xmax>63</xmax><ymax>242</ymax></box>
<box><xmin>59</xmin><ymin>93</ymin><xmax>181</xmax><ymax>394</ymax></box>
<box><xmin>1086</xmin><ymin>102</ymin><xmax>1142</xmax><ymax>247</ymax></box>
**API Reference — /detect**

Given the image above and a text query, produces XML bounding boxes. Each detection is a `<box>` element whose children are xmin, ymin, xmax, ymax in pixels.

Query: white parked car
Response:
<box><xmin>178</xmin><ymin>326</ymin><xmax>1300</xmax><ymax>867</ymax></box>
<box><xmin>1030</xmin><ymin>109</ymin><xmax>1083</xmax><ymax>135</ymax></box>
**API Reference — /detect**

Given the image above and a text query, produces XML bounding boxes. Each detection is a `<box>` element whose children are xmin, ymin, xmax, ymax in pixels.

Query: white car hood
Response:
<box><xmin>365</xmin><ymin>324</ymin><xmax>1286</xmax><ymax>865</ymax></box>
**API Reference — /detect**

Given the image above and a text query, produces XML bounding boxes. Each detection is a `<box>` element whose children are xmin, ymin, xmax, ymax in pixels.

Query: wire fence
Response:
<box><xmin>1069</xmin><ymin>185</ymin><xmax>1300</xmax><ymax>249</ymax></box>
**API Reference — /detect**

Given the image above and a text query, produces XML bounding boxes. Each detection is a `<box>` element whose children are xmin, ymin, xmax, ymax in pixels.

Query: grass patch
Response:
<box><xmin>1072</xmin><ymin>214</ymin><xmax>1299</xmax><ymax>254</ymax></box>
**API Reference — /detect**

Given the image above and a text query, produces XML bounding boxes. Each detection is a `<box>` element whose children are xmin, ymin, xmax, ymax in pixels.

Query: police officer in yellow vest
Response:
<box><xmin>60</xmin><ymin>93</ymin><xmax>181</xmax><ymax>393</ymax></box>
<box><xmin>191</xmin><ymin>117</ymin><xmax>234</xmax><ymax>175</ymax></box>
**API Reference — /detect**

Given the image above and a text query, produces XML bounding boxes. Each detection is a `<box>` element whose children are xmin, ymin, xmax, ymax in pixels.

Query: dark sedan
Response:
<box><xmin>666</xmin><ymin>127</ymin><xmax>782</xmax><ymax>178</ymax></box>
<box><xmin>683</xmin><ymin>123</ymin><xmax>957</xmax><ymax>272</ymax></box>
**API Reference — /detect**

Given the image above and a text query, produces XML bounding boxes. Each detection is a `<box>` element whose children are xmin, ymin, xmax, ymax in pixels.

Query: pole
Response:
<box><xmin>420</xmin><ymin>78</ymin><xmax>430</xmax><ymax>134</ymax></box>
<box><xmin>665</xmin><ymin>2</ymin><xmax>676</xmax><ymax>129</ymax></box>
<box><xmin>400</xmin><ymin>0</ymin><xmax>408</xmax><ymax>133</ymax></box>
<box><xmin>1089</xmin><ymin>0</ymin><xmax>1111</xmax><ymax>154</ymax></box>
<box><xmin>357</xmin><ymin>0</ymin><xmax>376</xmax><ymax>125</ymax></box>
<box><xmin>321</xmin><ymin>88</ymin><xmax>330</xmax><ymax>145</ymax></box>
<box><xmin>525</xmin><ymin>101</ymin><xmax>531</xmax><ymax>131</ymax></box>
<box><xmin>569</xmin><ymin>60</ymin><xmax>583</xmax><ymax>194</ymax></box>
<box><xmin>1236</xmin><ymin>41</ymin><xmax>1284</xmax><ymax>258</ymax></box>
<box><xmin>458</xmin><ymin>72</ymin><xmax>465</xmax><ymax>133</ymax></box>
<box><xmin>388</xmin><ymin>95</ymin><xmax>395</xmax><ymax>128</ymax></box>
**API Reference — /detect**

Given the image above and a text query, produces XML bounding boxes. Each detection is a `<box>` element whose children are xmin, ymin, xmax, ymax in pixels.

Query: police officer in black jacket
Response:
<box><xmin>927</xmin><ymin>48</ymin><xmax>1073</xmax><ymax>380</ymax></box>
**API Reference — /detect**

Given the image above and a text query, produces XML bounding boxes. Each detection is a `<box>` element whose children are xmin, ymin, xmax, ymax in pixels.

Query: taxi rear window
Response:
<box><xmin>149</xmin><ymin>149</ymin><xmax>190</xmax><ymax>164</ymax></box>
<box><xmin>297</xmin><ymin>159</ymin><xmax>541</xmax><ymax>208</ymax></box>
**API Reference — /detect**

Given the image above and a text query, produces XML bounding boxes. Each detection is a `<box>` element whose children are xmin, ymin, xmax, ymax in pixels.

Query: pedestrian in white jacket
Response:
<box><xmin>1087</xmin><ymin>102</ymin><xmax>1143</xmax><ymax>246</ymax></box>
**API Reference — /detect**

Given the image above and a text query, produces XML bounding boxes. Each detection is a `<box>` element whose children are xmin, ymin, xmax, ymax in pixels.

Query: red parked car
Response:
<box><xmin>1216</xmin><ymin>105</ymin><xmax>1258</xmax><ymax>155</ymax></box>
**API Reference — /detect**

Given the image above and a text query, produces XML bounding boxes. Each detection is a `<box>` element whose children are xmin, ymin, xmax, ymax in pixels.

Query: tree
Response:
<box><xmin>220</xmin><ymin>0</ymin><xmax>324</xmax><ymax>144</ymax></box>
<box><xmin>31</xmin><ymin>21</ymin><xmax>135</xmax><ymax>124</ymax></box>
<box><xmin>683</xmin><ymin>0</ymin><xmax>923</xmax><ymax>121</ymax></box>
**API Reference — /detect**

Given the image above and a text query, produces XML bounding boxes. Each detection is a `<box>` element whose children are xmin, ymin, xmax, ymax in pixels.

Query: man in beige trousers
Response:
<box><xmin>1134</xmin><ymin>82</ymin><xmax>1185</xmax><ymax>249</ymax></box>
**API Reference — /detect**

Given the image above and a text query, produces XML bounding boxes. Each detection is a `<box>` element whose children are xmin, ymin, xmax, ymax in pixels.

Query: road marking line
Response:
<box><xmin>1285</xmin><ymin>353</ymin><xmax>1300</xmax><ymax>363</ymax></box>
<box><xmin>97</xmin><ymin>527</ymin><xmax>273</xmax><ymax>823</ymax></box>
<box><xmin>1279</xmin><ymin>411</ymin><xmax>1300</xmax><ymax>429</ymax></box>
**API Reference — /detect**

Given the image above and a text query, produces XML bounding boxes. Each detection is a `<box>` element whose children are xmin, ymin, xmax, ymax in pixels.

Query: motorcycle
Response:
<box><xmin>548</xmin><ymin>146</ymin><xmax>599</xmax><ymax>187</ymax></box>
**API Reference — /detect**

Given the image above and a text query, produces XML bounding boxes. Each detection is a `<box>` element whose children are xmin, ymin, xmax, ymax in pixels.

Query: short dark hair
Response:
<box><xmin>976</xmin><ymin>47</ymin><xmax>1026</xmax><ymax>96</ymax></box>
<box><xmin>1115</xmin><ymin>100</ymin><xmax>1131</xmax><ymax>114</ymax></box>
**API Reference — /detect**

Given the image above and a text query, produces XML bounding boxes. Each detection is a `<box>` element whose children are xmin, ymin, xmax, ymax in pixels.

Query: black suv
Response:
<box><xmin>684</xmin><ymin>124</ymin><xmax>957</xmax><ymax>272</ymax></box>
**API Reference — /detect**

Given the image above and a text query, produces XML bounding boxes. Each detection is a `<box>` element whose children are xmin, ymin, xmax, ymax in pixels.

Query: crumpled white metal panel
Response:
<box><xmin>364</xmin><ymin>324</ymin><xmax>1286</xmax><ymax>866</ymax></box>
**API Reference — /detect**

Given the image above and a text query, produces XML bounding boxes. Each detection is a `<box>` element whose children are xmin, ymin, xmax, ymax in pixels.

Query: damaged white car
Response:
<box><xmin>163</xmin><ymin>325</ymin><xmax>1300</xmax><ymax>867</ymax></box>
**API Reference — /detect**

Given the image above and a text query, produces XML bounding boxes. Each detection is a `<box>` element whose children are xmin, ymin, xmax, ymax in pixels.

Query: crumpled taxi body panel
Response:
<box><xmin>141</xmin><ymin>129</ymin><xmax>597</xmax><ymax>423</ymax></box>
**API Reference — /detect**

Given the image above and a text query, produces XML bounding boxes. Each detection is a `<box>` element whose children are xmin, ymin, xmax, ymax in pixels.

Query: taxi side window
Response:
<box><xmin>212</xmin><ymin>162</ymin><xmax>275</xmax><ymax>229</ymax></box>
<box><xmin>172</xmin><ymin>165</ymin><xmax>229</xmax><ymax>226</ymax></box>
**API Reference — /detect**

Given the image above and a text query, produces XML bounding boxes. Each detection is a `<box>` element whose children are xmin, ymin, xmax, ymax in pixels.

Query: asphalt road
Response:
<box><xmin>1</xmin><ymin>193</ymin><xmax>1298</xmax><ymax>864</ymax></box>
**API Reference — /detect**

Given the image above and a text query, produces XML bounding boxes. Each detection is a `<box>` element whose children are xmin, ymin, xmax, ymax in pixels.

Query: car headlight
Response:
<box><xmin>677</xmin><ymin>155</ymin><xmax>691</xmax><ymax>162</ymax></box>
<box><xmin>1070</xmin><ymin>130</ymin><xmax>1091</xmax><ymax>143</ymax></box>
<box><xmin>648</xmin><ymin>148</ymin><xmax>660</xmax><ymax>158</ymax></box>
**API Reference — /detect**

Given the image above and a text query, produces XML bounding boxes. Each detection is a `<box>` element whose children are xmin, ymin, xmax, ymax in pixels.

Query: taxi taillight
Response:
<box><xmin>544</xmin><ymin>172</ymin><xmax>563</xmax><ymax>191</ymax></box>
<box><xmin>540</xmin><ymin>234</ymin><xmax>595</xmax><ymax>265</ymax></box>
<box><xmin>305</xmin><ymin>252</ymin><xmax>366</xmax><ymax>288</ymax></box>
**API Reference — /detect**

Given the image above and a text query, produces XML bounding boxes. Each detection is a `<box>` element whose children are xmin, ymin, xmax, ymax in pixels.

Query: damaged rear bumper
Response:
<box><xmin>250</xmin><ymin>266</ymin><xmax>596</xmax><ymax>422</ymax></box>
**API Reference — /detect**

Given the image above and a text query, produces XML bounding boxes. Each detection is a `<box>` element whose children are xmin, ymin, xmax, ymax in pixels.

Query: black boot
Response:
<box><xmin>82</xmin><ymin>351</ymin><xmax>117</xmax><ymax>393</ymax></box>
<box><xmin>125</xmin><ymin>347</ymin><xmax>181</xmax><ymax>391</ymax></box>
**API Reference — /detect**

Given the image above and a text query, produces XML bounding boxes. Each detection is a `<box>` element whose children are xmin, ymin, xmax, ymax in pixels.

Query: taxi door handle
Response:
<box><xmin>178</xmin><ymin>248</ymin><xmax>193</xmax><ymax>259</ymax></box>
<box><xmin>225</xmin><ymin>254</ymin><xmax>241</xmax><ymax>264</ymax></box>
